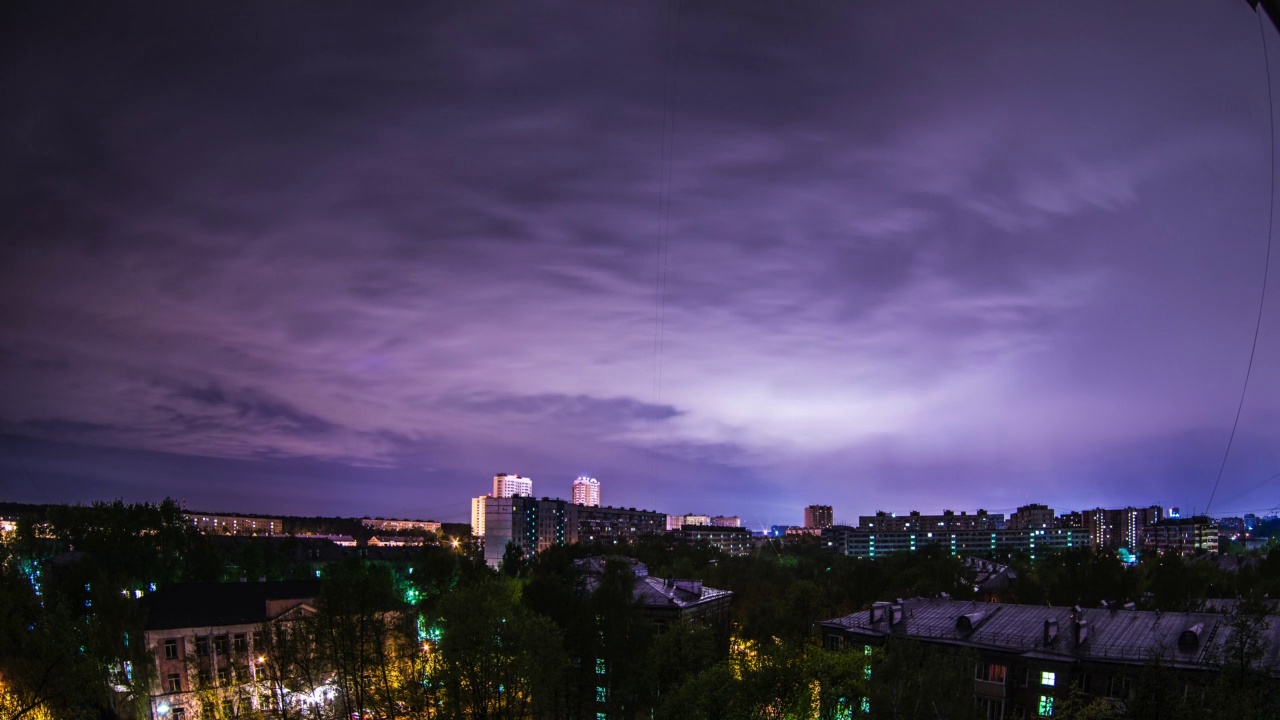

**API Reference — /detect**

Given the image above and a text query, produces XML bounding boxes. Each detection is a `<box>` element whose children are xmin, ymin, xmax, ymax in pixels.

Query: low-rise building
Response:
<box><xmin>820</xmin><ymin>597</ymin><xmax>1280</xmax><ymax>720</ymax></box>
<box><xmin>858</xmin><ymin>509</ymin><xmax>1004</xmax><ymax>533</ymax></box>
<box><xmin>142</xmin><ymin>581</ymin><xmax>321</xmax><ymax>720</ymax></box>
<box><xmin>360</xmin><ymin>517</ymin><xmax>441</xmax><ymax>534</ymax></box>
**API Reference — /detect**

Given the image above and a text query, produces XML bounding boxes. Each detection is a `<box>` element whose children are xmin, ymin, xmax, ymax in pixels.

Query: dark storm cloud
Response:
<box><xmin>1</xmin><ymin>1</ymin><xmax>1278</xmax><ymax>520</ymax></box>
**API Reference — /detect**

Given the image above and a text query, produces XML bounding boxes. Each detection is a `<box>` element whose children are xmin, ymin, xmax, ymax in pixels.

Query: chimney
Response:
<box><xmin>1178</xmin><ymin>623</ymin><xmax>1204</xmax><ymax>651</ymax></box>
<box><xmin>889</xmin><ymin>604</ymin><xmax>904</xmax><ymax>626</ymax></box>
<box><xmin>870</xmin><ymin>601</ymin><xmax>891</xmax><ymax>623</ymax></box>
<box><xmin>1043</xmin><ymin>619</ymin><xmax>1059</xmax><ymax>645</ymax></box>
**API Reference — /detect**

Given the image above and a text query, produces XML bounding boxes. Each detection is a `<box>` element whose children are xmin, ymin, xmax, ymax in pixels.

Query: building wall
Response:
<box><xmin>1007</xmin><ymin>504</ymin><xmax>1055</xmax><ymax>531</ymax></box>
<box><xmin>822</xmin><ymin>526</ymin><xmax>1090</xmax><ymax>560</ymax></box>
<box><xmin>804</xmin><ymin>505</ymin><xmax>834</xmax><ymax>529</ymax></box>
<box><xmin>360</xmin><ymin>518</ymin><xmax>441</xmax><ymax>533</ymax></box>
<box><xmin>184</xmin><ymin>514</ymin><xmax>282</xmax><ymax>536</ymax></box>
<box><xmin>1082</xmin><ymin>506</ymin><xmax>1163</xmax><ymax>551</ymax></box>
<box><xmin>492</xmin><ymin>473</ymin><xmax>533</xmax><ymax>498</ymax></box>
<box><xmin>146</xmin><ymin>623</ymin><xmax>271</xmax><ymax>720</ymax></box>
<box><xmin>679</xmin><ymin>526</ymin><xmax>754</xmax><ymax>556</ymax></box>
<box><xmin>1145</xmin><ymin>517</ymin><xmax>1218</xmax><ymax>556</ymax></box>
<box><xmin>857</xmin><ymin>509</ymin><xmax>1004</xmax><ymax>533</ymax></box>
<box><xmin>471</xmin><ymin>495</ymin><xmax>488</xmax><ymax>537</ymax></box>
<box><xmin>571</xmin><ymin>476</ymin><xmax>601</xmax><ymax>507</ymax></box>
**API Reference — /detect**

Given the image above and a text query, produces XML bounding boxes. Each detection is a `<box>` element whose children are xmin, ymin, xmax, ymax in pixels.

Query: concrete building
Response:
<box><xmin>711</xmin><ymin>515</ymin><xmax>741</xmax><ymax>528</ymax></box>
<box><xmin>493</xmin><ymin>473</ymin><xmax>533</xmax><ymax>498</ymax></box>
<box><xmin>184</xmin><ymin>513</ymin><xmax>282</xmax><ymax>536</ymax></box>
<box><xmin>820</xmin><ymin>597</ymin><xmax>1280</xmax><ymax>720</ymax></box>
<box><xmin>822</xmin><ymin>526</ymin><xmax>1090</xmax><ymax>560</ymax></box>
<box><xmin>360</xmin><ymin>517</ymin><xmax>441</xmax><ymax>534</ymax></box>
<box><xmin>858</xmin><ymin>509</ymin><xmax>1004</xmax><ymax>533</ymax></box>
<box><xmin>1081</xmin><ymin>506</ymin><xmax>1163</xmax><ymax>551</ymax></box>
<box><xmin>571</xmin><ymin>475</ymin><xmax>601</xmax><ymax>507</ymax></box>
<box><xmin>142</xmin><ymin>581</ymin><xmax>321</xmax><ymax>720</ymax></box>
<box><xmin>1006</xmin><ymin>504</ymin><xmax>1055</xmax><ymax>531</ymax></box>
<box><xmin>667</xmin><ymin>514</ymin><xmax>711</xmax><ymax>530</ymax></box>
<box><xmin>482</xmin><ymin>496</ymin><xmax>665</xmax><ymax>568</ymax></box>
<box><xmin>1145</xmin><ymin>516</ymin><xmax>1218</xmax><ymax>556</ymax></box>
<box><xmin>805</xmin><ymin>505</ymin><xmax>834</xmax><ymax>529</ymax></box>
<box><xmin>678</xmin><ymin>525</ymin><xmax>754</xmax><ymax>557</ymax></box>
<box><xmin>471</xmin><ymin>495</ymin><xmax>488</xmax><ymax>537</ymax></box>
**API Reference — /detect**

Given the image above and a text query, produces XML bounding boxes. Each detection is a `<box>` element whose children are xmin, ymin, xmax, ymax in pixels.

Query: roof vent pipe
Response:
<box><xmin>1178</xmin><ymin>623</ymin><xmax>1204</xmax><ymax>650</ymax></box>
<box><xmin>956</xmin><ymin>611</ymin><xmax>987</xmax><ymax>633</ymax></box>
<box><xmin>1044</xmin><ymin>619</ymin><xmax>1059</xmax><ymax>645</ymax></box>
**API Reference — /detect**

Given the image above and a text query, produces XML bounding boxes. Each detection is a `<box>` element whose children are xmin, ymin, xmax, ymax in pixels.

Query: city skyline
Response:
<box><xmin>3</xmin><ymin>2</ymin><xmax>1280</xmax><ymax>523</ymax></box>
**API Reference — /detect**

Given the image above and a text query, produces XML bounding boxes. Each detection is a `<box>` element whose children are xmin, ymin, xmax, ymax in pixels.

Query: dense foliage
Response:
<box><xmin>2</xmin><ymin>501</ymin><xmax>1279</xmax><ymax>720</ymax></box>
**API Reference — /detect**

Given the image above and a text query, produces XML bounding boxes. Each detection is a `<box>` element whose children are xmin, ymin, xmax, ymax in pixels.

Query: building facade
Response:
<box><xmin>184</xmin><ymin>513</ymin><xmax>282</xmax><ymax>536</ymax></box>
<box><xmin>858</xmin><ymin>509</ymin><xmax>1004</xmax><ymax>533</ymax></box>
<box><xmin>142</xmin><ymin>581</ymin><xmax>321</xmax><ymax>720</ymax></box>
<box><xmin>482</xmin><ymin>497</ymin><xmax>665</xmax><ymax>568</ymax></box>
<box><xmin>678</xmin><ymin>525</ymin><xmax>754</xmax><ymax>556</ymax></box>
<box><xmin>1144</xmin><ymin>516</ymin><xmax>1218</xmax><ymax>556</ymax></box>
<box><xmin>471</xmin><ymin>495</ymin><xmax>488</xmax><ymax>537</ymax></box>
<box><xmin>1006</xmin><ymin>504</ymin><xmax>1056</xmax><ymax>531</ymax></box>
<box><xmin>1081</xmin><ymin>506</ymin><xmax>1163</xmax><ymax>551</ymax></box>
<box><xmin>360</xmin><ymin>517</ymin><xmax>442</xmax><ymax>534</ymax></box>
<box><xmin>571</xmin><ymin>476</ymin><xmax>601</xmax><ymax>507</ymax></box>
<box><xmin>493</xmin><ymin>473</ymin><xmax>533</xmax><ymax>498</ymax></box>
<box><xmin>822</xmin><ymin>525</ymin><xmax>1090</xmax><ymax>560</ymax></box>
<box><xmin>804</xmin><ymin>505</ymin><xmax>834</xmax><ymax>529</ymax></box>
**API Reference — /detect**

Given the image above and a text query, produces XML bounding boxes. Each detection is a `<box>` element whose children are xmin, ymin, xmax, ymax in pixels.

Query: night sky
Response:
<box><xmin>2</xmin><ymin>1</ymin><xmax>1278</xmax><ymax>526</ymax></box>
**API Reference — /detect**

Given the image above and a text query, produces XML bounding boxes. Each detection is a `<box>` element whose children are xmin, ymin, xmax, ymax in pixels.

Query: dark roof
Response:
<box><xmin>143</xmin><ymin>580</ymin><xmax>321</xmax><ymax>631</ymax></box>
<box><xmin>822</xmin><ymin>597</ymin><xmax>1280</xmax><ymax>672</ymax></box>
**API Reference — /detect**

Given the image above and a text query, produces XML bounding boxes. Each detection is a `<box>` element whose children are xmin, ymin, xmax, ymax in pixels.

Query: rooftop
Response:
<box><xmin>143</xmin><ymin>580</ymin><xmax>321</xmax><ymax>631</ymax></box>
<box><xmin>822</xmin><ymin>597</ymin><xmax>1280</xmax><ymax>671</ymax></box>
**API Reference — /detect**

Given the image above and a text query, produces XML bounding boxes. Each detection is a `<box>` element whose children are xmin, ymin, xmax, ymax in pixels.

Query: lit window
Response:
<box><xmin>166</xmin><ymin>673</ymin><xmax>181</xmax><ymax>693</ymax></box>
<box><xmin>1038</xmin><ymin>695</ymin><xmax>1054</xmax><ymax>716</ymax></box>
<box><xmin>596</xmin><ymin>686</ymin><xmax>607</xmax><ymax>703</ymax></box>
<box><xmin>860</xmin><ymin>698</ymin><xmax>870</xmax><ymax>714</ymax></box>
<box><xmin>1041</xmin><ymin>671</ymin><xmax>1055</xmax><ymax>687</ymax></box>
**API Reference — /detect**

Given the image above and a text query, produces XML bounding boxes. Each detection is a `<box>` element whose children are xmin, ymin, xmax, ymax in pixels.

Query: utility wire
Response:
<box><xmin>1207</xmin><ymin>10</ymin><xmax>1276</xmax><ymax>514</ymax></box>
<box><xmin>652</xmin><ymin>0</ymin><xmax>683</xmax><ymax>410</ymax></box>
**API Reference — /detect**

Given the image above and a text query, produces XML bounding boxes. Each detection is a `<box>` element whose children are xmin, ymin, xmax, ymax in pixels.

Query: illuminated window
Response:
<box><xmin>1038</xmin><ymin>695</ymin><xmax>1054</xmax><ymax>716</ymax></box>
<box><xmin>166</xmin><ymin>673</ymin><xmax>181</xmax><ymax>692</ymax></box>
<box><xmin>1040</xmin><ymin>671</ymin><xmax>1055</xmax><ymax>686</ymax></box>
<box><xmin>863</xmin><ymin>645</ymin><xmax>872</xmax><ymax>656</ymax></box>
<box><xmin>596</xmin><ymin>686</ymin><xmax>607</xmax><ymax>703</ymax></box>
<box><xmin>596</xmin><ymin>659</ymin><xmax>606</xmax><ymax>674</ymax></box>
<box><xmin>976</xmin><ymin>662</ymin><xmax>1007</xmax><ymax>684</ymax></box>
<box><xmin>860</xmin><ymin>698</ymin><xmax>870</xmax><ymax>714</ymax></box>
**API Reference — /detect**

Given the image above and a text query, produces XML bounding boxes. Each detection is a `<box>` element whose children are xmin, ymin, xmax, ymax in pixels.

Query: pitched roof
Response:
<box><xmin>822</xmin><ymin>597</ymin><xmax>1280</xmax><ymax>672</ymax></box>
<box><xmin>143</xmin><ymin>580</ymin><xmax>321</xmax><ymax>631</ymax></box>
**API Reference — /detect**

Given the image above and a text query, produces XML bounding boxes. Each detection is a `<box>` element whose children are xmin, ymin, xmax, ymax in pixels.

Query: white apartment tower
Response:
<box><xmin>572</xmin><ymin>475</ymin><xmax>601</xmax><ymax>507</ymax></box>
<box><xmin>493</xmin><ymin>473</ymin><xmax>533</xmax><ymax>498</ymax></box>
<box><xmin>471</xmin><ymin>495</ymin><xmax>488</xmax><ymax>537</ymax></box>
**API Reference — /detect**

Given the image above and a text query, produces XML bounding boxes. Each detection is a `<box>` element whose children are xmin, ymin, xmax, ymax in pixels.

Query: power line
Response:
<box><xmin>1207</xmin><ymin>10</ymin><xmax>1276</xmax><ymax>514</ymax></box>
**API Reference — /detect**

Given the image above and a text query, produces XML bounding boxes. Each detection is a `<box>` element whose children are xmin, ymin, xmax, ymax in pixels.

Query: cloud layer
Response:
<box><xmin>1</xmin><ymin>1</ymin><xmax>1278</xmax><ymax>521</ymax></box>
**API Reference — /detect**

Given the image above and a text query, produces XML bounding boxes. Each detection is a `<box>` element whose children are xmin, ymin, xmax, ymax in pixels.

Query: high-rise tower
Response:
<box><xmin>493</xmin><ymin>473</ymin><xmax>533</xmax><ymax>498</ymax></box>
<box><xmin>572</xmin><ymin>475</ymin><xmax>600</xmax><ymax>507</ymax></box>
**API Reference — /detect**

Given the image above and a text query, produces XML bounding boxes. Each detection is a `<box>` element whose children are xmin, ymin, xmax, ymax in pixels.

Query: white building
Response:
<box><xmin>471</xmin><ymin>495</ymin><xmax>489</xmax><ymax>537</ymax></box>
<box><xmin>493</xmin><ymin>473</ymin><xmax>533</xmax><ymax>498</ymax></box>
<box><xmin>572</xmin><ymin>476</ymin><xmax>601</xmax><ymax>507</ymax></box>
